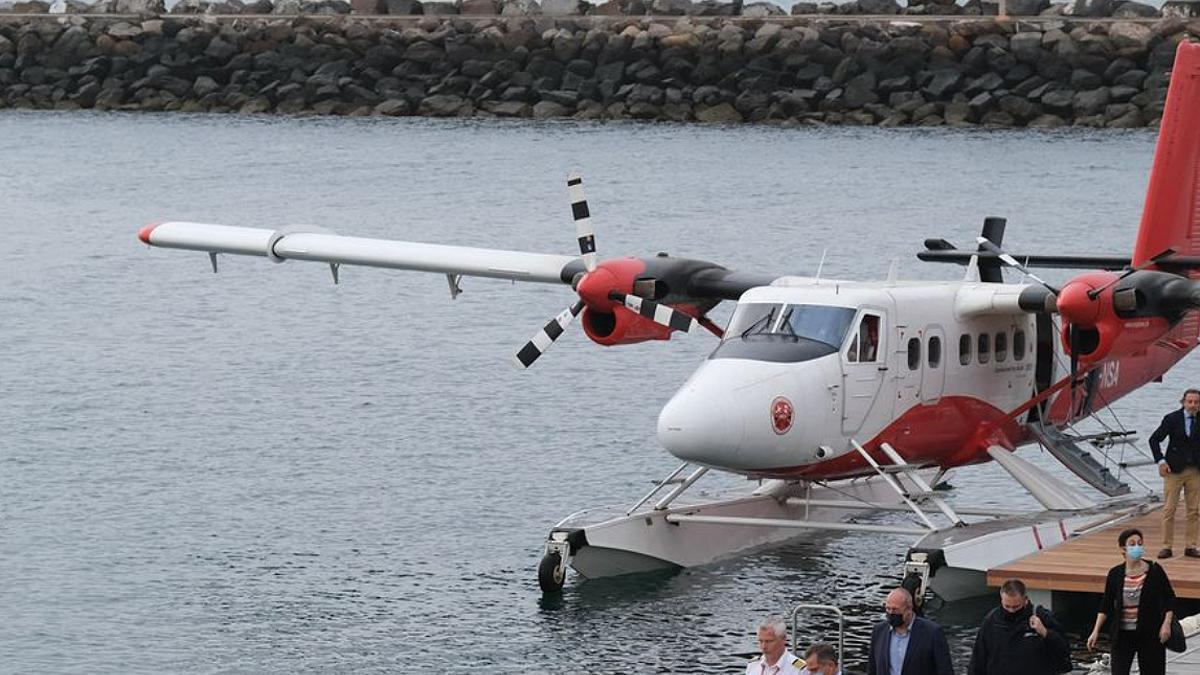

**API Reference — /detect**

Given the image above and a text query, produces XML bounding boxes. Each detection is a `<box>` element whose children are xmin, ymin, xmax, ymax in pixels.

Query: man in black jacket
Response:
<box><xmin>968</xmin><ymin>578</ymin><xmax>1072</xmax><ymax>675</ymax></box>
<box><xmin>867</xmin><ymin>588</ymin><xmax>953</xmax><ymax>675</ymax></box>
<box><xmin>1149</xmin><ymin>388</ymin><xmax>1200</xmax><ymax>558</ymax></box>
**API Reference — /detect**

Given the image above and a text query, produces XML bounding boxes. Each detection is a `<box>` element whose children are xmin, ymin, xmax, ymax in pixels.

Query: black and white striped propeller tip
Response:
<box><xmin>513</xmin><ymin>301</ymin><xmax>585</xmax><ymax>369</ymax></box>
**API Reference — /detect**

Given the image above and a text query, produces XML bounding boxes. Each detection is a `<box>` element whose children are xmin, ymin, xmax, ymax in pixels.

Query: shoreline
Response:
<box><xmin>1</xmin><ymin>13</ymin><xmax>1195</xmax><ymax>126</ymax></box>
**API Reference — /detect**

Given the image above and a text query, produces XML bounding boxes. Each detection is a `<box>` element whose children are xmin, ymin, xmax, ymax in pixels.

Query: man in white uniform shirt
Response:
<box><xmin>746</xmin><ymin>615</ymin><xmax>805</xmax><ymax>675</ymax></box>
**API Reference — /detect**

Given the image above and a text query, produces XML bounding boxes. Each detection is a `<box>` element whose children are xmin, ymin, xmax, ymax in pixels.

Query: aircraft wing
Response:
<box><xmin>138</xmin><ymin>221</ymin><xmax>578</xmax><ymax>285</ymax></box>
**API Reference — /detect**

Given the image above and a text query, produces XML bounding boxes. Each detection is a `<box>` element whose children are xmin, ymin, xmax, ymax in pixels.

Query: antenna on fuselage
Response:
<box><xmin>886</xmin><ymin>257</ymin><xmax>900</xmax><ymax>285</ymax></box>
<box><xmin>815</xmin><ymin>248</ymin><xmax>828</xmax><ymax>283</ymax></box>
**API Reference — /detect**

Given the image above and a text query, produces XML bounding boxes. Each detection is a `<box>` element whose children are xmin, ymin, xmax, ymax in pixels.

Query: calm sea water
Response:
<box><xmin>1</xmin><ymin>112</ymin><xmax>1193</xmax><ymax>673</ymax></box>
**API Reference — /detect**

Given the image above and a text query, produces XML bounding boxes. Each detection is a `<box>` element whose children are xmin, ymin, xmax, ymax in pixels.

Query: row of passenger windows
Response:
<box><xmin>905</xmin><ymin>329</ymin><xmax>1028</xmax><ymax>370</ymax></box>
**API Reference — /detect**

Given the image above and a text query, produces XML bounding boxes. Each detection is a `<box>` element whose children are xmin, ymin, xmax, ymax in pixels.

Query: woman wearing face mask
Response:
<box><xmin>1086</xmin><ymin>528</ymin><xmax>1176</xmax><ymax>675</ymax></box>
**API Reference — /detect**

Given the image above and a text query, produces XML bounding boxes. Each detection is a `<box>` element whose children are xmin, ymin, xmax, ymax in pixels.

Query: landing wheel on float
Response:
<box><xmin>538</xmin><ymin>550</ymin><xmax>566</xmax><ymax>593</ymax></box>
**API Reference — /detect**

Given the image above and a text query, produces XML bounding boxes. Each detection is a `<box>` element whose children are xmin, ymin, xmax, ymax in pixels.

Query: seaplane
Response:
<box><xmin>138</xmin><ymin>41</ymin><xmax>1200</xmax><ymax>601</ymax></box>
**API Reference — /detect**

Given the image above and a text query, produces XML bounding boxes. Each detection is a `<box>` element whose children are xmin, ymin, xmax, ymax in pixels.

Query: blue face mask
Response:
<box><xmin>1128</xmin><ymin>544</ymin><xmax>1144</xmax><ymax>560</ymax></box>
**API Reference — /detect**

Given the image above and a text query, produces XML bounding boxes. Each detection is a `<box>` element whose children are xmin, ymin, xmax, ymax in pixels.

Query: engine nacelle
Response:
<box><xmin>1058</xmin><ymin>271</ymin><xmax>1178</xmax><ymax>367</ymax></box>
<box><xmin>581</xmin><ymin>305</ymin><xmax>673</xmax><ymax>346</ymax></box>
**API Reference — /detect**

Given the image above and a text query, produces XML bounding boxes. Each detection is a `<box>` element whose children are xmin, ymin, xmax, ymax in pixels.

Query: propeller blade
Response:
<box><xmin>567</xmin><ymin>171</ymin><xmax>597</xmax><ymax>273</ymax></box>
<box><xmin>975</xmin><ymin>237</ymin><xmax>1060</xmax><ymax>294</ymax></box>
<box><xmin>610</xmin><ymin>292</ymin><xmax>697</xmax><ymax>333</ymax></box>
<box><xmin>1087</xmin><ymin>247</ymin><xmax>1177</xmax><ymax>300</ymax></box>
<box><xmin>514</xmin><ymin>300</ymin><xmax>585</xmax><ymax>369</ymax></box>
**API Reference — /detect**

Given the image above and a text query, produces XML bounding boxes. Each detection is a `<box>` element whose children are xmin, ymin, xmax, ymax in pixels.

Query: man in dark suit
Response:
<box><xmin>1149</xmin><ymin>388</ymin><xmax>1200</xmax><ymax>558</ymax></box>
<box><xmin>867</xmin><ymin>588</ymin><xmax>953</xmax><ymax>675</ymax></box>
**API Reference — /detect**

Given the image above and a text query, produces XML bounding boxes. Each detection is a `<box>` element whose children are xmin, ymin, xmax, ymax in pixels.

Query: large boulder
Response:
<box><xmin>499</xmin><ymin>0</ymin><xmax>537</xmax><ymax>13</ymax></box>
<box><xmin>1108</xmin><ymin>21</ymin><xmax>1154</xmax><ymax>51</ymax></box>
<box><xmin>1112</xmin><ymin>1</ymin><xmax>1159</xmax><ymax>16</ymax></box>
<box><xmin>351</xmin><ymin>0</ymin><xmax>386</xmax><ymax>11</ymax></box>
<box><xmin>649</xmin><ymin>0</ymin><xmax>691</xmax><ymax>13</ymax></box>
<box><xmin>741</xmin><ymin>1</ymin><xmax>782</xmax><ymax>15</ymax></box>
<box><xmin>1163</xmin><ymin>0</ymin><xmax>1200</xmax><ymax>17</ymax></box>
<box><xmin>113</xmin><ymin>0</ymin><xmax>164</xmax><ymax>11</ymax></box>
<box><xmin>420</xmin><ymin>94</ymin><xmax>470</xmax><ymax>115</ymax></box>
<box><xmin>386</xmin><ymin>0</ymin><xmax>422</xmax><ymax>11</ymax></box>
<box><xmin>855</xmin><ymin>0</ymin><xmax>898</xmax><ymax>13</ymax></box>
<box><xmin>694</xmin><ymin>101</ymin><xmax>742</xmax><ymax>122</ymax></box>
<box><xmin>1004</xmin><ymin>0</ymin><xmax>1048</xmax><ymax>14</ymax></box>
<box><xmin>539</xmin><ymin>0</ymin><xmax>579</xmax><ymax>12</ymax></box>
<box><xmin>1065</xmin><ymin>0</ymin><xmax>1113</xmax><ymax>16</ymax></box>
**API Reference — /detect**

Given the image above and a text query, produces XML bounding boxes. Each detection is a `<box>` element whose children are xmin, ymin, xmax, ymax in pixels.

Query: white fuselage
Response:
<box><xmin>657</xmin><ymin>277</ymin><xmax>1041</xmax><ymax>476</ymax></box>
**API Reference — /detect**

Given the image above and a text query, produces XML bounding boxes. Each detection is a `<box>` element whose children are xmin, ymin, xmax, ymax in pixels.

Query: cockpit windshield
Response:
<box><xmin>712</xmin><ymin>303</ymin><xmax>857</xmax><ymax>363</ymax></box>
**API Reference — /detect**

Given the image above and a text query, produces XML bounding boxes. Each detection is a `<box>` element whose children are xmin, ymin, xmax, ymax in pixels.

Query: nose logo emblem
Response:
<box><xmin>771</xmin><ymin>397</ymin><xmax>794</xmax><ymax>435</ymax></box>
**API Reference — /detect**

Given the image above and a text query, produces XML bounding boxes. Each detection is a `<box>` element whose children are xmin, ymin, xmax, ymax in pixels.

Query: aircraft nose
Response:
<box><xmin>657</xmin><ymin>387</ymin><xmax>745</xmax><ymax>465</ymax></box>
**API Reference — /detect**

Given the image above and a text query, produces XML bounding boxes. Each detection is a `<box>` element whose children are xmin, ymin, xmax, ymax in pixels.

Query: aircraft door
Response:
<box><xmin>841</xmin><ymin>309</ymin><xmax>887</xmax><ymax>435</ymax></box>
<box><xmin>920</xmin><ymin>325</ymin><xmax>946</xmax><ymax>404</ymax></box>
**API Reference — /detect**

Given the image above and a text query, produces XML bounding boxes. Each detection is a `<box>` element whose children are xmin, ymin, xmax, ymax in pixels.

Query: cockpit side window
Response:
<box><xmin>851</xmin><ymin>314</ymin><xmax>880</xmax><ymax>363</ymax></box>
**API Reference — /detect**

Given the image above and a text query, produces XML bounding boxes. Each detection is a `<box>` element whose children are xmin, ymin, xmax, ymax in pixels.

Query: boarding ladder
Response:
<box><xmin>1026</xmin><ymin>424</ymin><xmax>1132</xmax><ymax>497</ymax></box>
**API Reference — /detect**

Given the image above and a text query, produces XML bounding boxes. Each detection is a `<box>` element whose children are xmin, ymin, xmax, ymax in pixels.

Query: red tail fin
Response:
<box><xmin>1133</xmin><ymin>41</ymin><xmax>1200</xmax><ymax>266</ymax></box>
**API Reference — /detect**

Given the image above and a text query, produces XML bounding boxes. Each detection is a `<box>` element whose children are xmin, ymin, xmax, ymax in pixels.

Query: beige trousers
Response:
<box><xmin>1163</xmin><ymin>465</ymin><xmax>1200</xmax><ymax>548</ymax></box>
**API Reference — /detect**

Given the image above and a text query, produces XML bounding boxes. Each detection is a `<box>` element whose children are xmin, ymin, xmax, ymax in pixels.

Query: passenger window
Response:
<box><xmin>978</xmin><ymin>333</ymin><xmax>991</xmax><ymax>364</ymax></box>
<box><xmin>959</xmin><ymin>334</ymin><xmax>971</xmax><ymax>366</ymax></box>
<box><xmin>907</xmin><ymin>338</ymin><xmax>920</xmax><ymax>370</ymax></box>
<box><xmin>995</xmin><ymin>331</ymin><xmax>1008</xmax><ymax>363</ymax></box>
<box><xmin>928</xmin><ymin>335</ymin><xmax>941</xmax><ymax>368</ymax></box>
<box><xmin>1014</xmin><ymin>330</ymin><xmax>1026</xmax><ymax>361</ymax></box>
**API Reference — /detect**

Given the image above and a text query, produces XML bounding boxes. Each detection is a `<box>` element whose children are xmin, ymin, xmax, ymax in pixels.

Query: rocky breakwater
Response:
<box><xmin>0</xmin><ymin>13</ymin><xmax>1197</xmax><ymax>126</ymax></box>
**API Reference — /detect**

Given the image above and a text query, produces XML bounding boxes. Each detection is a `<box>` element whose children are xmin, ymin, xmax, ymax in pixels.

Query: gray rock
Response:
<box><xmin>741</xmin><ymin>1</ymin><xmax>783</xmax><ymax>16</ymax></box>
<box><xmin>374</xmin><ymin>98</ymin><xmax>410</xmax><ymax>115</ymax></box>
<box><xmin>1004</xmin><ymin>0</ymin><xmax>1048</xmax><ymax>14</ymax></box>
<box><xmin>192</xmin><ymin>75</ymin><xmax>219</xmax><ymax>96</ymax></box>
<box><xmin>843</xmin><ymin>71</ymin><xmax>878</xmax><ymax>108</ymax></box>
<box><xmin>1108</xmin><ymin>21</ymin><xmax>1154</xmax><ymax>51</ymax></box>
<box><xmin>1112</xmin><ymin>1</ymin><xmax>1159</xmax><ymax>16</ymax></box>
<box><xmin>1073</xmin><ymin>87</ymin><xmax>1110</xmax><ymax>116</ymax></box>
<box><xmin>922</xmin><ymin>70</ymin><xmax>962</xmax><ymax>98</ymax></box>
<box><xmin>694</xmin><ymin>101</ymin><xmax>742</xmax><ymax>122</ymax></box>
<box><xmin>1027</xmin><ymin>113</ymin><xmax>1066</xmax><ymax>128</ymax></box>
<box><xmin>1010</xmin><ymin>32</ymin><xmax>1045</xmax><ymax>62</ymax></box>
<box><xmin>1065</xmin><ymin>0</ymin><xmax>1111</xmax><ymax>15</ymax></box>
<box><xmin>421</xmin><ymin>94</ymin><xmax>469</xmax><ymax>116</ymax></box>
<box><xmin>1108</xmin><ymin>108</ymin><xmax>1143</xmax><ymax>127</ymax></box>
<box><xmin>244</xmin><ymin>0</ymin><xmax>272</xmax><ymax>10</ymax></box>
<box><xmin>113</xmin><ymin>0</ymin><xmax>164</xmax><ymax>11</ymax></box>
<box><xmin>487</xmin><ymin>100</ymin><xmax>530</xmax><ymax>116</ymax></box>
<box><xmin>1162</xmin><ymin>0</ymin><xmax>1200</xmax><ymax>18</ymax></box>
<box><xmin>532</xmin><ymin>100</ymin><xmax>569</xmax><ymax>117</ymax></box>
<box><xmin>204</xmin><ymin>36</ymin><xmax>238</xmax><ymax>60</ymax></box>
<box><xmin>420</xmin><ymin>1</ymin><xmax>458</xmax><ymax>11</ymax></box>
<box><xmin>1109</xmin><ymin>85</ymin><xmax>1140</xmax><ymax>102</ymax></box>
<box><xmin>499</xmin><ymin>0</ymin><xmax>537</xmax><ymax>13</ymax></box>
<box><xmin>855</xmin><ymin>0</ymin><xmax>898</xmax><ymax>13</ymax></box>
<box><xmin>386</xmin><ymin>0</ymin><xmax>423</xmax><ymax>10</ymax></box>
<box><xmin>1040</xmin><ymin>89</ymin><xmax>1074</xmax><ymax>114</ymax></box>
<box><xmin>649</xmin><ymin>0</ymin><xmax>690</xmax><ymax>13</ymax></box>
<box><xmin>12</xmin><ymin>0</ymin><xmax>50</xmax><ymax>10</ymax></box>
<box><xmin>790</xmin><ymin>1</ymin><xmax>817</xmax><ymax>13</ymax></box>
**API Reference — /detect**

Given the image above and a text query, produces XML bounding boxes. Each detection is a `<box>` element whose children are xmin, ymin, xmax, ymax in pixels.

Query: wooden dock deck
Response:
<box><xmin>986</xmin><ymin>506</ymin><xmax>1200</xmax><ymax>599</ymax></box>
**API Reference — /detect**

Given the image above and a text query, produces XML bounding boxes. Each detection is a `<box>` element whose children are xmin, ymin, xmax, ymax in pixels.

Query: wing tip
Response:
<box><xmin>138</xmin><ymin>222</ymin><xmax>163</xmax><ymax>245</ymax></box>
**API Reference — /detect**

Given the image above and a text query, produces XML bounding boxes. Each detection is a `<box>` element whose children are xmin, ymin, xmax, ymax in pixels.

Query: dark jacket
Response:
<box><xmin>1098</xmin><ymin>561</ymin><xmax>1176</xmax><ymax>641</ymax></box>
<box><xmin>867</xmin><ymin>615</ymin><xmax>954</xmax><ymax>675</ymax></box>
<box><xmin>967</xmin><ymin>603</ymin><xmax>1072</xmax><ymax>675</ymax></box>
<box><xmin>1149</xmin><ymin>409</ymin><xmax>1200</xmax><ymax>473</ymax></box>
